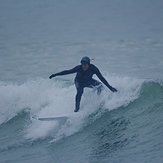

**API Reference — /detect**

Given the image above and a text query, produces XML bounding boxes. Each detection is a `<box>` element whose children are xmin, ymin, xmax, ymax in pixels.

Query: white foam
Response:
<box><xmin>103</xmin><ymin>74</ymin><xmax>144</xmax><ymax>110</ymax></box>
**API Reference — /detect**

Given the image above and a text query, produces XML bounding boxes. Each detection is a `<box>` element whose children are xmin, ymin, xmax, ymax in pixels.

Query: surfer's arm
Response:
<box><xmin>95</xmin><ymin>68</ymin><xmax>117</xmax><ymax>92</ymax></box>
<box><xmin>49</xmin><ymin>66</ymin><xmax>79</xmax><ymax>79</ymax></box>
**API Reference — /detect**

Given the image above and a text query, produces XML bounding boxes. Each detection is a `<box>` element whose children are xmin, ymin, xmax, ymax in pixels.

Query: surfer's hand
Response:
<box><xmin>49</xmin><ymin>74</ymin><xmax>56</xmax><ymax>79</ymax></box>
<box><xmin>110</xmin><ymin>86</ymin><xmax>117</xmax><ymax>92</ymax></box>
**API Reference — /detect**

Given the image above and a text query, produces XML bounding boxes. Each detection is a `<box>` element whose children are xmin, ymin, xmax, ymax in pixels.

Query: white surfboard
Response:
<box><xmin>38</xmin><ymin>115</ymin><xmax>69</xmax><ymax>121</ymax></box>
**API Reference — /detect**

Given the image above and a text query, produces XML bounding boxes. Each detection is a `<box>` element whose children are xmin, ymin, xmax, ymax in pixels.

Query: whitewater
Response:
<box><xmin>0</xmin><ymin>0</ymin><xmax>163</xmax><ymax>163</ymax></box>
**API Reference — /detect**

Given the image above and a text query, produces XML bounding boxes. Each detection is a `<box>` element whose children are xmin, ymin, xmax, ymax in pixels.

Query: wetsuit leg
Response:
<box><xmin>74</xmin><ymin>80</ymin><xmax>84</xmax><ymax>112</ymax></box>
<box><xmin>88</xmin><ymin>79</ymin><xmax>103</xmax><ymax>95</ymax></box>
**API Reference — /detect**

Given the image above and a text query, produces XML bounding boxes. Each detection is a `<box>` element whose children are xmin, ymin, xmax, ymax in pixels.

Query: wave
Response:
<box><xmin>0</xmin><ymin>76</ymin><xmax>162</xmax><ymax>144</ymax></box>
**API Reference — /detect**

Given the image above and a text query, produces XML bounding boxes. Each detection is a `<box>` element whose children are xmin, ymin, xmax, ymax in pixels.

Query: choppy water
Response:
<box><xmin>0</xmin><ymin>0</ymin><xmax>163</xmax><ymax>163</ymax></box>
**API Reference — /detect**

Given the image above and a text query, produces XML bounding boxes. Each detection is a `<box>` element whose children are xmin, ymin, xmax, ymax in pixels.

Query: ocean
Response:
<box><xmin>0</xmin><ymin>0</ymin><xmax>163</xmax><ymax>163</ymax></box>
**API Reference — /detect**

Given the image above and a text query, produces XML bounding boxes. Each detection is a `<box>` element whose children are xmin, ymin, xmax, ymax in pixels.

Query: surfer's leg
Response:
<box><xmin>97</xmin><ymin>84</ymin><xmax>103</xmax><ymax>95</ymax></box>
<box><xmin>74</xmin><ymin>81</ymin><xmax>84</xmax><ymax>112</ymax></box>
<box><xmin>89</xmin><ymin>79</ymin><xmax>103</xmax><ymax>95</ymax></box>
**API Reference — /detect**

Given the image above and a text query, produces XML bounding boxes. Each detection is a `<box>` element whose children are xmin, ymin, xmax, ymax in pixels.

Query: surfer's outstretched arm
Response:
<box><xmin>95</xmin><ymin>68</ymin><xmax>117</xmax><ymax>92</ymax></box>
<box><xmin>49</xmin><ymin>66</ymin><xmax>79</xmax><ymax>79</ymax></box>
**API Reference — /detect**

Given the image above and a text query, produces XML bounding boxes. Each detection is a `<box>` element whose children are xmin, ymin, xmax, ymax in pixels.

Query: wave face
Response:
<box><xmin>0</xmin><ymin>77</ymin><xmax>163</xmax><ymax>163</ymax></box>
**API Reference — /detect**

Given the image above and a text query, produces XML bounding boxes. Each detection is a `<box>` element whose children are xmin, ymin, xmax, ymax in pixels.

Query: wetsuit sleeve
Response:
<box><xmin>95</xmin><ymin>67</ymin><xmax>117</xmax><ymax>92</ymax></box>
<box><xmin>49</xmin><ymin>66</ymin><xmax>79</xmax><ymax>79</ymax></box>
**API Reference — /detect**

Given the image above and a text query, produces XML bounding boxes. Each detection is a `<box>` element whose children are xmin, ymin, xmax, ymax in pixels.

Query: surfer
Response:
<box><xmin>49</xmin><ymin>56</ymin><xmax>117</xmax><ymax>112</ymax></box>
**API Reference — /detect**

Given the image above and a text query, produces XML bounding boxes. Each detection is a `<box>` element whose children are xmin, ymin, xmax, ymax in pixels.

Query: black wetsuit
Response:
<box><xmin>50</xmin><ymin>64</ymin><xmax>117</xmax><ymax>112</ymax></box>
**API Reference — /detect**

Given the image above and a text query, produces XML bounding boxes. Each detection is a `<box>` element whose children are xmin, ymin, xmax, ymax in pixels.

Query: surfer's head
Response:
<box><xmin>81</xmin><ymin>56</ymin><xmax>90</xmax><ymax>64</ymax></box>
<box><xmin>81</xmin><ymin>56</ymin><xmax>90</xmax><ymax>71</ymax></box>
